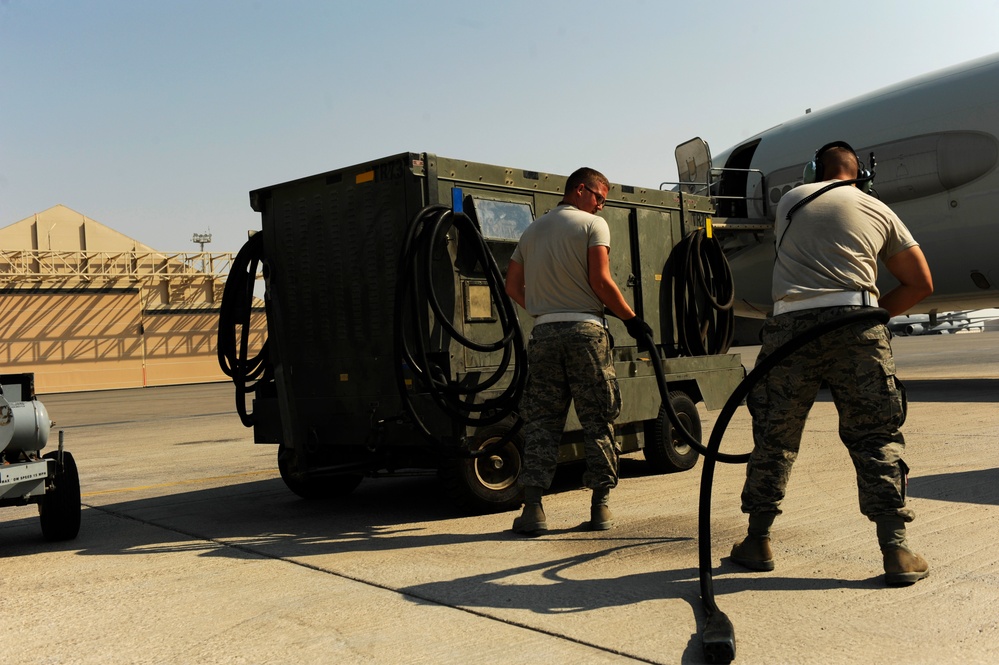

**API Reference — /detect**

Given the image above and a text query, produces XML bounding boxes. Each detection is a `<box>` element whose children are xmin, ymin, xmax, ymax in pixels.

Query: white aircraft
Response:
<box><xmin>676</xmin><ymin>52</ymin><xmax>999</xmax><ymax>321</ymax></box>
<box><xmin>889</xmin><ymin>308</ymin><xmax>999</xmax><ymax>336</ymax></box>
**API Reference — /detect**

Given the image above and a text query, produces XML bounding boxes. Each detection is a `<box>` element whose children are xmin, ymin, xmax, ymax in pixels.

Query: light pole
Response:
<box><xmin>192</xmin><ymin>232</ymin><xmax>212</xmax><ymax>251</ymax></box>
<box><xmin>192</xmin><ymin>232</ymin><xmax>212</xmax><ymax>272</ymax></box>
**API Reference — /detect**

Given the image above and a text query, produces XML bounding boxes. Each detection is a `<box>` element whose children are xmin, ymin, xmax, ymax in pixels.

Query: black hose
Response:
<box><xmin>217</xmin><ymin>232</ymin><xmax>271</xmax><ymax>427</ymax></box>
<box><xmin>697</xmin><ymin>307</ymin><xmax>889</xmax><ymax>663</ymax></box>
<box><xmin>642</xmin><ymin>325</ymin><xmax>750</xmax><ymax>465</ymax></box>
<box><xmin>636</xmin><ymin>306</ymin><xmax>889</xmax><ymax>662</ymax></box>
<box><xmin>661</xmin><ymin>229</ymin><xmax>735</xmax><ymax>358</ymax></box>
<box><xmin>393</xmin><ymin>204</ymin><xmax>528</xmax><ymax>457</ymax></box>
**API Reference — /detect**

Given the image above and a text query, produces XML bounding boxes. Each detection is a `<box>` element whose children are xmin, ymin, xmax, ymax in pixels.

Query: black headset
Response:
<box><xmin>780</xmin><ymin>141</ymin><xmax>878</xmax><ymax>247</ymax></box>
<box><xmin>802</xmin><ymin>140</ymin><xmax>874</xmax><ymax>192</ymax></box>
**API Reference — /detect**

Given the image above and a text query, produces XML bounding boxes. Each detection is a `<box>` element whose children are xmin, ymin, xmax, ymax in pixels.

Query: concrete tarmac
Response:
<box><xmin>1</xmin><ymin>332</ymin><xmax>997</xmax><ymax>664</ymax></box>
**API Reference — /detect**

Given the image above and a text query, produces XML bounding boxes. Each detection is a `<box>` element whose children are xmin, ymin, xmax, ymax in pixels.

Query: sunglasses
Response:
<box><xmin>582</xmin><ymin>184</ymin><xmax>606</xmax><ymax>205</ymax></box>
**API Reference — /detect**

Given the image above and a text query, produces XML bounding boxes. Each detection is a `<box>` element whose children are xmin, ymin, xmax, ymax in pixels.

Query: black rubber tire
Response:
<box><xmin>39</xmin><ymin>451</ymin><xmax>82</xmax><ymax>541</ymax></box>
<box><xmin>277</xmin><ymin>445</ymin><xmax>363</xmax><ymax>500</ymax></box>
<box><xmin>643</xmin><ymin>391</ymin><xmax>702</xmax><ymax>473</ymax></box>
<box><xmin>439</xmin><ymin>425</ymin><xmax>524</xmax><ymax>514</ymax></box>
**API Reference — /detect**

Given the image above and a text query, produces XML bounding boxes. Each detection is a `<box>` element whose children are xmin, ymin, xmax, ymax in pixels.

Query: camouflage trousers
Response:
<box><xmin>518</xmin><ymin>321</ymin><xmax>622</xmax><ymax>491</ymax></box>
<box><xmin>742</xmin><ymin>306</ymin><xmax>914</xmax><ymax>523</ymax></box>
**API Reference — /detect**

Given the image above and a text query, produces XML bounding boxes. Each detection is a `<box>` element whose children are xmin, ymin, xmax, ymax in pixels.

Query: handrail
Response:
<box><xmin>660</xmin><ymin>166</ymin><xmax>769</xmax><ymax>219</ymax></box>
<box><xmin>0</xmin><ymin>250</ymin><xmax>241</xmax><ymax>283</ymax></box>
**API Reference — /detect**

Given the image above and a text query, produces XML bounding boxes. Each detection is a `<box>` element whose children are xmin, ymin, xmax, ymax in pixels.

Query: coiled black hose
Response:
<box><xmin>217</xmin><ymin>231</ymin><xmax>271</xmax><ymax>427</ymax></box>
<box><xmin>661</xmin><ymin>229</ymin><xmax>735</xmax><ymax>357</ymax></box>
<box><xmin>393</xmin><ymin>204</ymin><xmax>528</xmax><ymax>455</ymax></box>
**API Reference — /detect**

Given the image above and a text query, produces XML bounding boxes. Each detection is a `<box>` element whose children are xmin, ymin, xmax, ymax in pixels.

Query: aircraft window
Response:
<box><xmin>470</xmin><ymin>198</ymin><xmax>534</xmax><ymax>242</ymax></box>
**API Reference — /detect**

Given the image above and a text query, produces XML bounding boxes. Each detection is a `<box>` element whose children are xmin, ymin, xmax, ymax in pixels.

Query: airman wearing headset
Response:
<box><xmin>731</xmin><ymin>141</ymin><xmax>935</xmax><ymax>586</ymax></box>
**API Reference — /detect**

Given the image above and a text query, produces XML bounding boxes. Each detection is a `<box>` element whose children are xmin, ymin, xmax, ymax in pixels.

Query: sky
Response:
<box><xmin>3</xmin><ymin>0</ymin><xmax>999</xmax><ymax>254</ymax></box>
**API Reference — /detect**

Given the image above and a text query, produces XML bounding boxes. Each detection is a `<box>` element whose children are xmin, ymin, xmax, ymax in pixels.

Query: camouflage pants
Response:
<box><xmin>518</xmin><ymin>321</ymin><xmax>622</xmax><ymax>491</ymax></box>
<box><xmin>742</xmin><ymin>306</ymin><xmax>913</xmax><ymax>523</ymax></box>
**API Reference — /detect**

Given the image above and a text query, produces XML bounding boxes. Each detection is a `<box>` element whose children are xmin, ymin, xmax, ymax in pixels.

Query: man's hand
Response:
<box><xmin>624</xmin><ymin>315</ymin><xmax>654</xmax><ymax>351</ymax></box>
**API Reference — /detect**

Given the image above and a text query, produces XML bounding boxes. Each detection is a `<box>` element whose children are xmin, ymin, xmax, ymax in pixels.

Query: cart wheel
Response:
<box><xmin>440</xmin><ymin>425</ymin><xmax>524</xmax><ymax>514</ymax></box>
<box><xmin>39</xmin><ymin>451</ymin><xmax>82</xmax><ymax>541</ymax></box>
<box><xmin>277</xmin><ymin>445</ymin><xmax>362</xmax><ymax>500</ymax></box>
<box><xmin>643</xmin><ymin>391</ymin><xmax>701</xmax><ymax>473</ymax></box>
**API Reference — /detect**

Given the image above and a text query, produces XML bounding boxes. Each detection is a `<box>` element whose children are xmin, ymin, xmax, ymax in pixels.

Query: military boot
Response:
<box><xmin>882</xmin><ymin>547</ymin><xmax>930</xmax><ymax>586</ymax></box>
<box><xmin>589</xmin><ymin>488</ymin><xmax>613</xmax><ymax>531</ymax></box>
<box><xmin>512</xmin><ymin>486</ymin><xmax>548</xmax><ymax>535</ymax></box>
<box><xmin>730</xmin><ymin>536</ymin><xmax>775</xmax><ymax>571</ymax></box>
<box><xmin>877</xmin><ymin>519</ymin><xmax>929</xmax><ymax>586</ymax></box>
<box><xmin>730</xmin><ymin>513</ymin><xmax>776</xmax><ymax>571</ymax></box>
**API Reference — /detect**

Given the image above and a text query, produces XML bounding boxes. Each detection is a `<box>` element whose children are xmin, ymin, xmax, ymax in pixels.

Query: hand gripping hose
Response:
<box><xmin>638</xmin><ymin>307</ymin><xmax>890</xmax><ymax>663</ymax></box>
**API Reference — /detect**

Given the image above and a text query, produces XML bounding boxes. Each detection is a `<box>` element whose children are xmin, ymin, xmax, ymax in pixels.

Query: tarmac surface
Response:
<box><xmin>1</xmin><ymin>332</ymin><xmax>997</xmax><ymax>664</ymax></box>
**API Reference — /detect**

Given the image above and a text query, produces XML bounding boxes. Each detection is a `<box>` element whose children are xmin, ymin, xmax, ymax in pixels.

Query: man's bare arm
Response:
<box><xmin>505</xmin><ymin>259</ymin><xmax>527</xmax><ymax>309</ymax></box>
<box><xmin>880</xmin><ymin>246</ymin><xmax>934</xmax><ymax>317</ymax></box>
<box><xmin>588</xmin><ymin>246</ymin><xmax>636</xmax><ymax>320</ymax></box>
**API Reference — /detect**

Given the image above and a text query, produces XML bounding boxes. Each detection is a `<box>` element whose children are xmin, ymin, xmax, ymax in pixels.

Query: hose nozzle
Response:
<box><xmin>702</xmin><ymin>610</ymin><xmax>736</xmax><ymax>663</ymax></box>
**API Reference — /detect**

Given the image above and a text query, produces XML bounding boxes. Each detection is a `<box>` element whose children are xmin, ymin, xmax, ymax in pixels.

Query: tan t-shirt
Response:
<box><xmin>510</xmin><ymin>204</ymin><xmax>610</xmax><ymax>317</ymax></box>
<box><xmin>772</xmin><ymin>182</ymin><xmax>918</xmax><ymax>304</ymax></box>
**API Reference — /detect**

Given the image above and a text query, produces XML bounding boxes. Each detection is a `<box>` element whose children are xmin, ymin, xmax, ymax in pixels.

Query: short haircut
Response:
<box><xmin>565</xmin><ymin>167</ymin><xmax>609</xmax><ymax>192</ymax></box>
<box><xmin>820</xmin><ymin>146</ymin><xmax>859</xmax><ymax>174</ymax></box>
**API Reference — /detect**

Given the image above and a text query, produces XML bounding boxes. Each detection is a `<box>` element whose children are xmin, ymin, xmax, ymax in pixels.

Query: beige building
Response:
<box><xmin>0</xmin><ymin>205</ymin><xmax>265</xmax><ymax>394</ymax></box>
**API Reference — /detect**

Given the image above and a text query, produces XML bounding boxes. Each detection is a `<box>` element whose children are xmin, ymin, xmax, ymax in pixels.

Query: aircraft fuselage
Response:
<box><xmin>711</xmin><ymin>52</ymin><xmax>999</xmax><ymax>317</ymax></box>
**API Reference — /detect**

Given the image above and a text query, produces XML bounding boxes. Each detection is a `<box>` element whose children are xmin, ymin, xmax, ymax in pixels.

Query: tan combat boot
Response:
<box><xmin>877</xmin><ymin>518</ymin><xmax>929</xmax><ymax>586</ymax></box>
<box><xmin>512</xmin><ymin>486</ymin><xmax>548</xmax><ymax>535</ymax></box>
<box><xmin>731</xmin><ymin>512</ymin><xmax>776</xmax><ymax>571</ymax></box>
<box><xmin>590</xmin><ymin>488</ymin><xmax>613</xmax><ymax>531</ymax></box>
<box><xmin>883</xmin><ymin>547</ymin><xmax>930</xmax><ymax>586</ymax></box>
<box><xmin>730</xmin><ymin>535</ymin><xmax>775</xmax><ymax>571</ymax></box>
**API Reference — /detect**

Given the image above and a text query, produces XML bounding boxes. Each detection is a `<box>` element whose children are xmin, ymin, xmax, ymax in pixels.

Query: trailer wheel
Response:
<box><xmin>440</xmin><ymin>425</ymin><xmax>523</xmax><ymax>514</ymax></box>
<box><xmin>39</xmin><ymin>451</ymin><xmax>81</xmax><ymax>541</ymax></box>
<box><xmin>277</xmin><ymin>446</ymin><xmax>362</xmax><ymax>500</ymax></box>
<box><xmin>643</xmin><ymin>391</ymin><xmax>701</xmax><ymax>473</ymax></box>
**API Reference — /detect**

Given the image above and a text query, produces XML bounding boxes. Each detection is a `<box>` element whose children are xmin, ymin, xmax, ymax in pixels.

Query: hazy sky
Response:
<box><xmin>4</xmin><ymin>0</ymin><xmax>999</xmax><ymax>253</ymax></box>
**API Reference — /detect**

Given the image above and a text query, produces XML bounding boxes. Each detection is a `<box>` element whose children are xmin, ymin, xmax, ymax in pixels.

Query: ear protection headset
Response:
<box><xmin>779</xmin><ymin>141</ymin><xmax>878</xmax><ymax>248</ymax></box>
<box><xmin>801</xmin><ymin>140</ymin><xmax>874</xmax><ymax>193</ymax></box>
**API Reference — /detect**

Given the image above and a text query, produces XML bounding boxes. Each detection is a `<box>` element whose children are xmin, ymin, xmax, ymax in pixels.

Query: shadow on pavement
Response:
<box><xmin>899</xmin><ymin>378</ymin><xmax>999</xmax><ymax>403</ymax></box>
<box><xmin>0</xmin><ymin>455</ymin><xmax>663</xmax><ymax>560</ymax></box>
<box><xmin>811</xmin><ymin>378</ymin><xmax>999</xmax><ymax>403</ymax></box>
<box><xmin>908</xmin><ymin>467</ymin><xmax>999</xmax><ymax>505</ymax></box>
